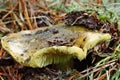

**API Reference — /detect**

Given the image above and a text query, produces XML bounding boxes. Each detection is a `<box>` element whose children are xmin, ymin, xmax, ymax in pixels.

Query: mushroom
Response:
<box><xmin>1</xmin><ymin>27</ymin><xmax>111</xmax><ymax>68</ymax></box>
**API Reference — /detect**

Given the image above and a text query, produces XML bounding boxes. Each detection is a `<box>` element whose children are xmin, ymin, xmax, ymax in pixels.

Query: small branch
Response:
<box><xmin>20</xmin><ymin>0</ymin><xmax>33</xmax><ymax>30</ymax></box>
<box><xmin>97</xmin><ymin>65</ymin><xmax>117</xmax><ymax>80</ymax></box>
<box><xmin>79</xmin><ymin>59</ymin><xmax>118</xmax><ymax>78</ymax></box>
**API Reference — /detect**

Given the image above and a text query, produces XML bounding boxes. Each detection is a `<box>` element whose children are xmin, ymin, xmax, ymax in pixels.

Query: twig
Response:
<box><xmin>1</xmin><ymin>16</ymin><xmax>52</xmax><ymax>26</ymax></box>
<box><xmin>2</xmin><ymin>1</ymin><xmax>18</xmax><ymax>20</ymax></box>
<box><xmin>71</xmin><ymin>16</ymin><xmax>83</xmax><ymax>26</ymax></box>
<box><xmin>45</xmin><ymin>68</ymin><xmax>58</xmax><ymax>76</ymax></box>
<box><xmin>29</xmin><ymin>1</ymin><xmax>38</xmax><ymax>29</ymax></box>
<box><xmin>20</xmin><ymin>0</ymin><xmax>33</xmax><ymax>30</ymax></box>
<box><xmin>97</xmin><ymin>64</ymin><xmax>117</xmax><ymax>80</ymax></box>
<box><xmin>2</xmin><ymin>0</ymin><xmax>19</xmax><ymax>30</ymax></box>
<box><xmin>93</xmin><ymin>68</ymin><xmax>102</xmax><ymax>78</ymax></box>
<box><xmin>0</xmin><ymin>76</ymin><xmax>4</xmax><ymax>80</ymax></box>
<box><xmin>80</xmin><ymin>59</ymin><xmax>117</xmax><ymax>74</ymax></box>
<box><xmin>79</xmin><ymin>59</ymin><xmax>118</xmax><ymax>78</ymax></box>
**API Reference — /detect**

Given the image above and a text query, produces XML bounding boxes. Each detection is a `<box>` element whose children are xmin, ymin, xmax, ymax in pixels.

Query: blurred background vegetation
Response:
<box><xmin>0</xmin><ymin>0</ymin><xmax>120</xmax><ymax>80</ymax></box>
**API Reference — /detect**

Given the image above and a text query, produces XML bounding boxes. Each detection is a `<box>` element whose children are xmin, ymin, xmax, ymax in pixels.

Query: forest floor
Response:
<box><xmin>0</xmin><ymin>0</ymin><xmax>120</xmax><ymax>80</ymax></box>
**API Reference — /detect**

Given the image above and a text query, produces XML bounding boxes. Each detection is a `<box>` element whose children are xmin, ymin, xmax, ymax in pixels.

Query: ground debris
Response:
<box><xmin>65</xmin><ymin>11</ymin><xmax>103</xmax><ymax>30</ymax></box>
<box><xmin>35</xmin><ymin>12</ymin><xmax>55</xmax><ymax>27</ymax></box>
<box><xmin>0</xmin><ymin>0</ymin><xmax>120</xmax><ymax>80</ymax></box>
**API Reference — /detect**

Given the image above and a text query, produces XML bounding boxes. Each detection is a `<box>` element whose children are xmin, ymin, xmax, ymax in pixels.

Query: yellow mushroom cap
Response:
<box><xmin>1</xmin><ymin>27</ymin><xmax>111</xmax><ymax>68</ymax></box>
